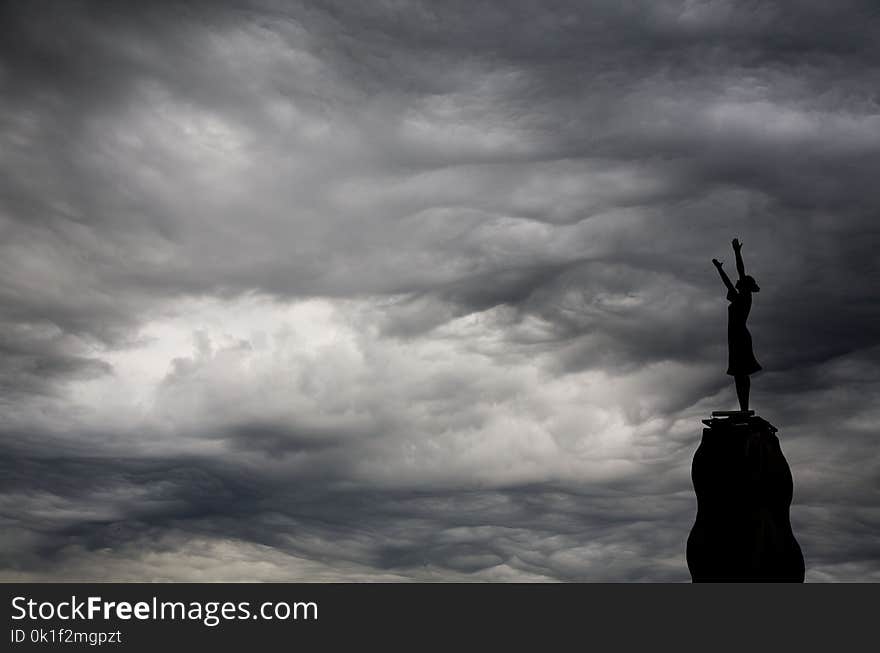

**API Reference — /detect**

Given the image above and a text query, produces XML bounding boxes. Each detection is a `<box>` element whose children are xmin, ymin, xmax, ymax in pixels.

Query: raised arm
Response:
<box><xmin>712</xmin><ymin>258</ymin><xmax>736</xmax><ymax>294</ymax></box>
<box><xmin>732</xmin><ymin>238</ymin><xmax>746</xmax><ymax>280</ymax></box>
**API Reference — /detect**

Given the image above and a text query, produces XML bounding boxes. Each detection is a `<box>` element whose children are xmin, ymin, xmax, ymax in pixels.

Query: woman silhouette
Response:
<box><xmin>712</xmin><ymin>238</ymin><xmax>761</xmax><ymax>411</ymax></box>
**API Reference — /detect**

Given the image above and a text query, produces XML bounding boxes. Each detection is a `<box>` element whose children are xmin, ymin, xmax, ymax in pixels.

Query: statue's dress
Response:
<box><xmin>726</xmin><ymin>288</ymin><xmax>761</xmax><ymax>376</ymax></box>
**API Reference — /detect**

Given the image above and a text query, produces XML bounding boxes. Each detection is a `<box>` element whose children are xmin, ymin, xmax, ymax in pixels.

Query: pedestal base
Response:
<box><xmin>687</xmin><ymin>413</ymin><xmax>805</xmax><ymax>582</ymax></box>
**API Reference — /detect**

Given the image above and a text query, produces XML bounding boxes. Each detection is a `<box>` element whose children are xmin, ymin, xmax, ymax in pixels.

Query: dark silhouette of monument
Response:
<box><xmin>687</xmin><ymin>239</ymin><xmax>805</xmax><ymax>582</ymax></box>
<box><xmin>712</xmin><ymin>238</ymin><xmax>760</xmax><ymax>411</ymax></box>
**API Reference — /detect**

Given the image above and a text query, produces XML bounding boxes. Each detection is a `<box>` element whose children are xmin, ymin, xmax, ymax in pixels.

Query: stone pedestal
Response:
<box><xmin>687</xmin><ymin>412</ymin><xmax>805</xmax><ymax>582</ymax></box>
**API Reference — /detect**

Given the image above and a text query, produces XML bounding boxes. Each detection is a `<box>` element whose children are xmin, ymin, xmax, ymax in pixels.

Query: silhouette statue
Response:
<box><xmin>687</xmin><ymin>237</ymin><xmax>805</xmax><ymax>582</ymax></box>
<box><xmin>712</xmin><ymin>238</ymin><xmax>761</xmax><ymax>411</ymax></box>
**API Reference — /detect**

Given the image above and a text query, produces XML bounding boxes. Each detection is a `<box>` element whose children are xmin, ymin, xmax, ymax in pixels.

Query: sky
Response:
<box><xmin>1</xmin><ymin>0</ymin><xmax>878</xmax><ymax>581</ymax></box>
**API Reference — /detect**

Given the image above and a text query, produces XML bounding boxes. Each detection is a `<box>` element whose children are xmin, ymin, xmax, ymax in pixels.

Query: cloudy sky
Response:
<box><xmin>1</xmin><ymin>0</ymin><xmax>878</xmax><ymax>582</ymax></box>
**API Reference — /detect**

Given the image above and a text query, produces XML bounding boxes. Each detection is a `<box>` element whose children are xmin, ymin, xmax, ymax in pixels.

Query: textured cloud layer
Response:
<box><xmin>1</xmin><ymin>1</ymin><xmax>878</xmax><ymax>581</ymax></box>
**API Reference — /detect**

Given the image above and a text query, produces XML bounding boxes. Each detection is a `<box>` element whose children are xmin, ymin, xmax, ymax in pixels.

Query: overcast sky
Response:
<box><xmin>1</xmin><ymin>0</ymin><xmax>878</xmax><ymax>581</ymax></box>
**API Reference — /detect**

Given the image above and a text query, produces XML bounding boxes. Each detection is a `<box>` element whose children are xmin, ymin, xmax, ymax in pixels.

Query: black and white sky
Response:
<box><xmin>1</xmin><ymin>0</ymin><xmax>878</xmax><ymax>581</ymax></box>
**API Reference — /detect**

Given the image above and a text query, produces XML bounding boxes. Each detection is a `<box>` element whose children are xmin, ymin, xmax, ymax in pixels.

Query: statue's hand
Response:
<box><xmin>712</xmin><ymin>258</ymin><xmax>723</xmax><ymax>268</ymax></box>
<box><xmin>732</xmin><ymin>238</ymin><xmax>742</xmax><ymax>251</ymax></box>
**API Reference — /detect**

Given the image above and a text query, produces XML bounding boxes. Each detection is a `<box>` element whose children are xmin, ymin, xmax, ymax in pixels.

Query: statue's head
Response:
<box><xmin>736</xmin><ymin>275</ymin><xmax>760</xmax><ymax>293</ymax></box>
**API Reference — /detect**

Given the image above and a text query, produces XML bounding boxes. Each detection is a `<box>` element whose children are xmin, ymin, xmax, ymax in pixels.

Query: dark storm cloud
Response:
<box><xmin>4</xmin><ymin>421</ymin><xmax>873</xmax><ymax>581</ymax></box>
<box><xmin>0</xmin><ymin>439</ymin><xmax>694</xmax><ymax>581</ymax></box>
<box><xmin>1</xmin><ymin>0</ymin><xmax>878</xmax><ymax>580</ymax></box>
